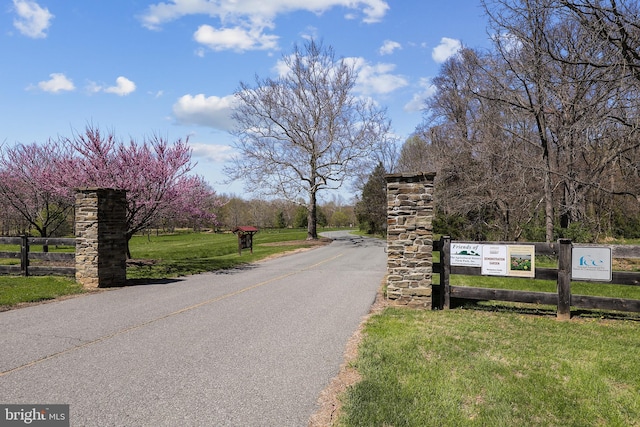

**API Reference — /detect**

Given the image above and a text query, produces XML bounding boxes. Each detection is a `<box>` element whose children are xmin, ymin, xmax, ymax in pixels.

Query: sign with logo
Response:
<box><xmin>1</xmin><ymin>404</ymin><xmax>69</xmax><ymax>426</ymax></box>
<box><xmin>572</xmin><ymin>246</ymin><xmax>612</xmax><ymax>281</ymax></box>
<box><xmin>481</xmin><ymin>245</ymin><xmax>508</xmax><ymax>276</ymax></box>
<box><xmin>451</xmin><ymin>243</ymin><xmax>482</xmax><ymax>267</ymax></box>
<box><xmin>507</xmin><ymin>245</ymin><xmax>535</xmax><ymax>278</ymax></box>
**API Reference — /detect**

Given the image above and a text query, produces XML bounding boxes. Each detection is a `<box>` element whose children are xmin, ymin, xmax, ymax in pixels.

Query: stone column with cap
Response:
<box><xmin>385</xmin><ymin>173</ymin><xmax>435</xmax><ymax>308</ymax></box>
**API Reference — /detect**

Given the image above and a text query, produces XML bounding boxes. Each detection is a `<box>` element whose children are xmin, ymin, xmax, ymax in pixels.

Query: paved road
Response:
<box><xmin>0</xmin><ymin>231</ymin><xmax>386</xmax><ymax>426</ymax></box>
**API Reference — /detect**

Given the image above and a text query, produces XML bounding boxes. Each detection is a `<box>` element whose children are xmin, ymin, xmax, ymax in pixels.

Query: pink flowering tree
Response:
<box><xmin>161</xmin><ymin>175</ymin><xmax>221</xmax><ymax>230</ymax></box>
<box><xmin>1</xmin><ymin>127</ymin><xmax>220</xmax><ymax>256</ymax></box>
<box><xmin>0</xmin><ymin>141</ymin><xmax>74</xmax><ymax>237</ymax></box>
<box><xmin>55</xmin><ymin>126</ymin><xmax>220</xmax><ymax>258</ymax></box>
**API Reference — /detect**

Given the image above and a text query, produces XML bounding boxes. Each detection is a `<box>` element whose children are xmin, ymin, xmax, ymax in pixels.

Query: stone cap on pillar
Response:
<box><xmin>385</xmin><ymin>172</ymin><xmax>436</xmax><ymax>183</ymax></box>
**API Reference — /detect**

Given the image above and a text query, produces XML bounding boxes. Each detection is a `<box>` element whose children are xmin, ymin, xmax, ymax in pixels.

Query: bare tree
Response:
<box><xmin>485</xmin><ymin>0</ymin><xmax>640</xmax><ymax>238</ymax></box>
<box><xmin>559</xmin><ymin>0</ymin><xmax>640</xmax><ymax>82</ymax></box>
<box><xmin>227</xmin><ymin>39</ymin><xmax>391</xmax><ymax>239</ymax></box>
<box><xmin>554</xmin><ymin>0</ymin><xmax>640</xmax><ymax>229</ymax></box>
<box><xmin>479</xmin><ymin>0</ymin><xmax>565</xmax><ymax>242</ymax></box>
<box><xmin>419</xmin><ymin>47</ymin><xmax>545</xmax><ymax>241</ymax></box>
<box><xmin>417</xmin><ymin>0</ymin><xmax>640</xmax><ymax>241</ymax></box>
<box><xmin>396</xmin><ymin>133</ymin><xmax>437</xmax><ymax>175</ymax></box>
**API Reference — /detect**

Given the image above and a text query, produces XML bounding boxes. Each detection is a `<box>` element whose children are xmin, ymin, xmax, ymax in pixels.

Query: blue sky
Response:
<box><xmin>2</xmin><ymin>0</ymin><xmax>491</xmax><ymax>198</ymax></box>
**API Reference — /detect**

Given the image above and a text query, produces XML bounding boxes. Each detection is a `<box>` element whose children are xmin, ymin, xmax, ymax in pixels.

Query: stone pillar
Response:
<box><xmin>75</xmin><ymin>188</ymin><xmax>127</xmax><ymax>288</ymax></box>
<box><xmin>386</xmin><ymin>173</ymin><xmax>435</xmax><ymax>308</ymax></box>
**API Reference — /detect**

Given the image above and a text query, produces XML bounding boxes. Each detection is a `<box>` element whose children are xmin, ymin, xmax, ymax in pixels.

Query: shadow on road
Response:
<box><xmin>328</xmin><ymin>234</ymin><xmax>386</xmax><ymax>248</ymax></box>
<box><xmin>124</xmin><ymin>278</ymin><xmax>183</xmax><ymax>287</ymax></box>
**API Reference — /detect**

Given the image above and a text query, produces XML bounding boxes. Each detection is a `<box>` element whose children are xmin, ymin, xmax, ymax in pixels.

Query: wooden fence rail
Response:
<box><xmin>434</xmin><ymin>237</ymin><xmax>640</xmax><ymax>319</ymax></box>
<box><xmin>0</xmin><ymin>236</ymin><xmax>75</xmax><ymax>277</ymax></box>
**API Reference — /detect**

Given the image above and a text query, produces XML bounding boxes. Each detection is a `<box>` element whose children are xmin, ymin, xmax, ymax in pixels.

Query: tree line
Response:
<box><xmin>214</xmin><ymin>195</ymin><xmax>355</xmax><ymax>231</ymax></box>
<box><xmin>389</xmin><ymin>0</ymin><xmax>640</xmax><ymax>243</ymax></box>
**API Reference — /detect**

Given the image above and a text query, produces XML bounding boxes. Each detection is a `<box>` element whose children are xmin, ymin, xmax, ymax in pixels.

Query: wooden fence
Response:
<box><xmin>0</xmin><ymin>236</ymin><xmax>75</xmax><ymax>277</ymax></box>
<box><xmin>434</xmin><ymin>237</ymin><xmax>640</xmax><ymax>319</ymax></box>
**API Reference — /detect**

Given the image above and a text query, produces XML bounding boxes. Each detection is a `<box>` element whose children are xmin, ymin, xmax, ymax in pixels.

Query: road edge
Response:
<box><xmin>308</xmin><ymin>278</ymin><xmax>388</xmax><ymax>427</ymax></box>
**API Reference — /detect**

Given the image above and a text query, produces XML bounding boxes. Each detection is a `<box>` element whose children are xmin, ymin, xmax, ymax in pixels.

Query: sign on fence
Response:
<box><xmin>507</xmin><ymin>245</ymin><xmax>536</xmax><ymax>278</ymax></box>
<box><xmin>479</xmin><ymin>244</ymin><xmax>536</xmax><ymax>278</ymax></box>
<box><xmin>481</xmin><ymin>245</ymin><xmax>508</xmax><ymax>276</ymax></box>
<box><xmin>451</xmin><ymin>243</ymin><xmax>482</xmax><ymax>267</ymax></box>
<box><xmin>572</xmin><ymin>246</ymin><xmax>612</xmax><ymax>282</ymax></box>
<box><xmin>439</xmin><ymin>237</ymin><xmax>640</xmax><ymax>317</ymax></box>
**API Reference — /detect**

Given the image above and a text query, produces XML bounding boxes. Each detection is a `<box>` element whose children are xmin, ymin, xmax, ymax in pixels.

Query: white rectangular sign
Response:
<box><xmin>572</xmin><ymin>246</ymin><xmax>612</xmax><ymax>282</ymax></box>
<box><xmin>481</xmin><ymin>245</ymin><xmax>508</xmax><ymax>276</ymax></box>
<box><xmin>450</xmin><ymin>243</ymin><xmax>482</xmax><ymax>267</ymax></box>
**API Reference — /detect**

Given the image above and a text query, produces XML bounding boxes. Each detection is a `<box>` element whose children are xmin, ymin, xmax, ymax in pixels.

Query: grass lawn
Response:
<box><xmin>126</xmin><ymin>228</ymin><xmax>327</xmax><ymax>279</ymax></box>
<box><xmin>0</xmin><ymin>276</ymin><xmax>84</xmax><ymax>309</ymax></box>
<box><xmin>337</xmin><ymin>306</ymin><xmax>640</xmax><ymax>427</ymax></box>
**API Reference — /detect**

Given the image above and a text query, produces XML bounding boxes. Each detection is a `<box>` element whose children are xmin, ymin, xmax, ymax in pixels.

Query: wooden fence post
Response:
<box><xmin>20</xmin><ymin>235</ymin><xmax>29</xmax><ymax>277</ymax></box>
<box><xmin>557</xmin><ymin>239</ymin><xmax>572</xmax><ymax>320</ymax></box>
<box><xmin>442</xmin><ymin>236</ymin><xmax>451</xmax><ymax>310</ymax></box>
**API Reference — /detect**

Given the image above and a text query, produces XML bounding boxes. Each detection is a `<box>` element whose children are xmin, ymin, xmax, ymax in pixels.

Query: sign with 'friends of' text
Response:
<box><xmin>450</xmin><ymin>243</ymin><xmax>483</xmax><ymax>267</ymax></box>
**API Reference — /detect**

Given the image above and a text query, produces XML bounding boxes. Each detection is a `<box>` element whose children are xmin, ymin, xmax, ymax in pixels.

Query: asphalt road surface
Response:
<box><xmin>0</xmin><ymin>231</ymin><xmax>386</xmax><ymax>426</ymax></box>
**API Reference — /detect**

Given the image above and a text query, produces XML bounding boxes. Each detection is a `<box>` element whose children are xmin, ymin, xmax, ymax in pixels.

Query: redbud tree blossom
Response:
<box><xmin>0</xmin><ymin>127</ymin><xmax>220</xmax><ymax>258</ymax></box>
<box><xmin>55</xmin><ymin>127</ymin><xmax>220</xmax><ymax>257</ymax></box>
<box><xmin>0</xmin><ymin>140</ymin><xmax>73</xmax><ymax>237</ymax></box>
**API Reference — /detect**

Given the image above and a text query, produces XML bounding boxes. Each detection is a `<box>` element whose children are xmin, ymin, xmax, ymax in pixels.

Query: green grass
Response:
<box><xmin>0</xmin><ymin>276</ymin><xmax>84</xmax><ymax>309</ymax></box>
<box><xmin>337</xmin><ymin>307</ymin><xmax>640</xmax><ymax>427</ymax></box>
<box><xmin>127</xmin><ymin>228</ymin><xmax>321</xmax><ymax>279</ymax></box>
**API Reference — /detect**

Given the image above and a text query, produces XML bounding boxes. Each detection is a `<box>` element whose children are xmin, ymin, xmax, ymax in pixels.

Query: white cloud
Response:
<box><xmin>404</xmin><ymin>77</ymin><xmax>437</xmax><ymax>112</ymax></box>
<box><xmin>12</xmin><ymin>0</ymin><xmax>53</xmax><ymax>38</ymax></box>
<box><xmin>432</xmin><ymin>37</ymin><xmax>461</xmax><ymax>63</ymax></box>
<box><xmin>140</xmin><ymin>0</ymin><xmax>389</xmax><ymax>51</ymax></box>
<box><xmin>189</xmin><ymin>142</ymin><xmax>236</xmax><ymax>163</ymax></box>
<box><xmin>104</xmin><ymin>76</ymin><xmax>136</xmax><ymax>96</ymax></box>
<box><xmin>34</xmin><ymin>73</ymin><xmax>75</xmax><ymax>93</ymax></box>
<box><xmin>87</xmin><ymin>77</ymin><xmax>137</xmax><ymax>96</ymax></box>
<box><xmin>194</xmin><ymin>24</ymin><xmax>278</xmax><ymax>52</ymax></box>
<box><xmin>141</xmin><ymin>0</ymin><xmax>389</xmax><ymax>28</ymax></box>
<box><xmin>493</xmin><ymin>32</ymin><xmax>523</xmax><ymax>53</ymax></box>
<box><xmin>379</xmin><ymin>40</ymin><xmax>401</xmax><ymax>56</ymax></box>
<box><xmin>173</xmin><ymin>93</ymin><xmax>237</xmax><ymax>131</ymax></box>
<box><xmin>355</xmin><ymin>0</ymin><xmax>389</xmax><ymax>23</ymax></box>
<box><xmin>346</xmin><ymin>57</ymin><xmax>408</xmax><ymax>95</ymax></box>
<box><xmin>274</xmin><ymin>55</ymin><xmax>407</xmax><ymax>96</ymax></box>
<box><xmin>301</xmin><ymin>26</ymin><xmax>319</xmax><ymax>41</ymax></box>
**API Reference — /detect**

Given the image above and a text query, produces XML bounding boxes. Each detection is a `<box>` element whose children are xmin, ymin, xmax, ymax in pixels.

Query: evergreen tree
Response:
<box><xmin>356</xmin><ymin>163</ymin><xmax>387</xmax><ymax>236</ymax></box>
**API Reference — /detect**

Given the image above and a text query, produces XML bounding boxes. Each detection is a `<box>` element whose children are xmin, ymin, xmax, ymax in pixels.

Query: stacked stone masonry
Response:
<box><xmin>386</xmin><ymin>173</ymin><xmax>436</xmax><ymax>308</ymax></box>
<box><xmin>75</xmin><ymin>188</ymin><xmax>127</xmax><ymax>288</ymax></box>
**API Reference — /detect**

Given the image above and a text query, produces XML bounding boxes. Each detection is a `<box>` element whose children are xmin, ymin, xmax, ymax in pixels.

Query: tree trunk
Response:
<box><xmin>544</xmin><ymin>171</ymin><xmax>554</xmax><ymax>243</ymax></box>
<box><xmin>126</xmin><ymin>232</ymin><xmax>133</xmax><ymax>260</ymax></box>
<box><xmin>307</xmin><ymin>190</ymin><xmax>318</xmax><ymax>240</ymax></box>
